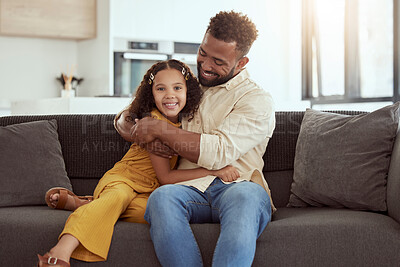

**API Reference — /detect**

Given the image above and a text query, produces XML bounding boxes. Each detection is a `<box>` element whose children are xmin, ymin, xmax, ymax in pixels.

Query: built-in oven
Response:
<box><xmin>113</xmin><ymin>38</ymin><xmax>199</xmax><ymax>97</ymax></box>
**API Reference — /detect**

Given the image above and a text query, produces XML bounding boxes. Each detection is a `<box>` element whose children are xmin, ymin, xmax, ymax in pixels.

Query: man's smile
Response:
<box><xmin>200</xmin><ymin>69</ymin><xmax>218</xmax><ymax>79</ymax></box>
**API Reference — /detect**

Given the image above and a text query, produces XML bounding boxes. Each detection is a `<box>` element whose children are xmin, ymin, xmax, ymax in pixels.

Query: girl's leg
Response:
<box><xmin>120</xmin><ymin>192</ymin><xmax>151</xmax><ymax>224</ymax></box>
<box><xmin>66</xmin><ymin>182</ymin><xmax>136</xmax><ymax>261</ymax></box>
<box><xmin>40</xmin><ymin>182</ymin><xmax>136</xmax><ymax>263</ymax></box>
<box><xmin>38</xmin><ymin>234</ymin><xmax>80</xmax><ymax>265</ymax></box>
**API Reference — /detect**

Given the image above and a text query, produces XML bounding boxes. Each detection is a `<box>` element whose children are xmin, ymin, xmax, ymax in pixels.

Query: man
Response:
<box><xmin>116</xmin><ymin>11</ymin><xmax>276</xmax><ymax>267</ymax></box>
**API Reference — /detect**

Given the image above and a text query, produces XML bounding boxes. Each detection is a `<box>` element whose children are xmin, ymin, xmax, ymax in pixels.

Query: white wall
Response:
<box><xmin>0</xmin><ymin>0</ymin><xmax>307</xmax><ymax>115</ymax></box>
<box><xmin>111</xmin><ymin>0</ymin><xmax>308</xmax><ymax>111</ymax></box>
<box><xmin>0</xmin><ymin>0</ymin><xmax>111</xmax><ymax>111</ymax></box>
<box><xmin>78</xmin><ymin>0</ymin><xmax>112</xmax><ymax>97</ymax></box>
<box><xmin>0</xmin><ymin>36</ymin><xmax>77</xmax><ymax>108</ymax></box>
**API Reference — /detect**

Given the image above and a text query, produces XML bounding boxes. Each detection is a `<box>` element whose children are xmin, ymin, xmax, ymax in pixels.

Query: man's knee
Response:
<box><xmin>227</xmin><ymin>182</ymin><xmax>268</xmax><ymax>204</ymax></box>
<box><xmin>221</xmin><ymin>182</ymin><xmax>271</xmax><ymax>236</ymax></box>
<box><xmin>145</xmin><ymin>184</ymin><xmax>181</xmax><ymax>222</ymax></box>
<box><xmin>148</xmin><ymin>184</ymin><xmax>178</xmax><ymax>206</ymax></box>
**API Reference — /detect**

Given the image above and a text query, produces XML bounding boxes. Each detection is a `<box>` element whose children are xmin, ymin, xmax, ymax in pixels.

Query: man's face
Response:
<box><xmin>197</xmin><ymin>32</ymin><xmax>246</xmax><ymax>87</ymax></box>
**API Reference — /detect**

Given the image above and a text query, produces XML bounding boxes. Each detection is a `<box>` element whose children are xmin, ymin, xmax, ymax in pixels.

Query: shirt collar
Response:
<box><xmin>201</xmin><ymin>69</ymin><xmax>250</xmax><ymax>91</ymax></box>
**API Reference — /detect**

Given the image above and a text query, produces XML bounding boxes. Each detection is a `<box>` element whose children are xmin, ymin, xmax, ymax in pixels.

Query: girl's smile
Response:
<box><xmin>152</xmin><ymin>68</ymin><xmax>187</xmax><ymax>123</ymax></box>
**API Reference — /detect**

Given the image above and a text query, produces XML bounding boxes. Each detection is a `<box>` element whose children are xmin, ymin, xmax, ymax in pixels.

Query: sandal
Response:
<box><xmin>37</xmin><ymin>253</ymin><xmax>70</xmax><ymax>267</ymax></box>
<box><xmin>45</xmin><ymin>187</ymin><xmax>93</xmax><ymax>211</ymax></box>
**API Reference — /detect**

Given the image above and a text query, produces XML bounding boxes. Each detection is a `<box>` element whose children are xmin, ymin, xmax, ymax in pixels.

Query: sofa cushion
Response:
<box><xmin>0</xmin><ymin>120</ymin><xmax>72</xmax><ymax>207</ymax></box>
<box><xmin>260</xmin><ymin>207</ymin><xmax>400</xmax><ymax>266</ymax></box>
<box><xmin>387</xmin><ymin>126</ymin><xmax>400</xmax><ymax>224</ymax></box>
<box><xmin>288</xmin><ymin>102</ymin><xmax>400</xmax><ymax>211</ymax></box>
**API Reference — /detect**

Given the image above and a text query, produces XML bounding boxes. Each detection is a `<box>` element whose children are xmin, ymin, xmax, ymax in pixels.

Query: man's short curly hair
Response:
<box><xmin>207</xmin><ymin>10</ymin><xmax>258</xmax><ymax>57</ymax></box>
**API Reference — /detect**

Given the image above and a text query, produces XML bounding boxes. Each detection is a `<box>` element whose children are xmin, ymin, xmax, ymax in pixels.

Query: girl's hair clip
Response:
<box><xmin>182</xmin><ymin>67</ymin><xmax>189</xmax><ymax>80</ymax></box>
<box><xmin>148</xmin><ymin>73</ymin><xmax>155</xmax><ymax>84</ymax></box>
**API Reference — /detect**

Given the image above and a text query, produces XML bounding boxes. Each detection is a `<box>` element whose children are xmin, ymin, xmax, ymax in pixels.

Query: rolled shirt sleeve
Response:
<box><xmin>197</xmin><ymin>89</ymin><xmax>275</xmax><ymax>170</ymax></box>
<box><xmin>176</xmin><ymin>69</ymin><xmax>276</xmax><ymax>210</ymax></box>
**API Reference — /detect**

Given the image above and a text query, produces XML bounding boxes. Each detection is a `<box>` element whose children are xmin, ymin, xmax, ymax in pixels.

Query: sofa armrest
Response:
<box><xmin>387</xmin><ymin>128</ymin><xmax>400</xmax><ymax>224</ymax></box>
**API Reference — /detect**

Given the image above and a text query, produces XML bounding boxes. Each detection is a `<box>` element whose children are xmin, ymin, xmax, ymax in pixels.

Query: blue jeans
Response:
<box><xmin>144</xmin><ymin>178</ymin><xmax>272</xmax><ymax>267</ymax></box>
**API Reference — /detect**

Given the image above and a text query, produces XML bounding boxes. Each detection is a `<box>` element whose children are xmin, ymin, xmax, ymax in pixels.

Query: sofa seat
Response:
<box><xmin>255</xmin><ymin>207</ymin><xmax>400</xmax><ymax>266</ymax></box>
<box><xmin>2</xmin><ymin>206</ymin><xmax>399</xmax><ymax>266</ymax></box>
<box><xmin>0</xmin><ymin>206</ymin><xmax>159</xmax><ymax>266</ymax></box>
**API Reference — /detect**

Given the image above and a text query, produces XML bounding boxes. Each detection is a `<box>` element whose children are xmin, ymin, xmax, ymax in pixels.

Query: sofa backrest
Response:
<box><xmin>0</xmin><ymin>114</ymin><xmax>129</xmax><ymax>195</ymax></box>
<box><xmin>0</xmin><ymin>111</ymin><xmax>367</xmax><ymax>207</ymax></box>
<box><xmin>262</xmin><ymin>112</ymin><xmax>303</xmax><ymax>207</ymax></box>
<box><xmin>387</xmin><ymin>125</ymin><xmax>400</xmax><ymax>223</ymax></box>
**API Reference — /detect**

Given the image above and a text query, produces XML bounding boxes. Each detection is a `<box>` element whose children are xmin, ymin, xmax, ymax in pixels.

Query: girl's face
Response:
<box><xmin>152</xmin><ymin>68</ymin><xmax>187</xmax><ymax>123</ymax></box>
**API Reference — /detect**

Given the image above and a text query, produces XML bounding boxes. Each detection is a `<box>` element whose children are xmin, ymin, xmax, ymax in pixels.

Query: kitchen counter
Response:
<box><xmin>11</xmin><ymin>97</ymin><xmax>132</xmax><ymax>115</ymax></box>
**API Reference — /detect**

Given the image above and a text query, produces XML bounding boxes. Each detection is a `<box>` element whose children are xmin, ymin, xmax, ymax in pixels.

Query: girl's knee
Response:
<box><xmin>101</xmin><ymin>184</ymin><xmax>134</xmax><ymax>204</ymax></box>
<box><xmin>119</xmin><ymin>193</ymin><xmax>150</xmax><ymax>224</ymax></box>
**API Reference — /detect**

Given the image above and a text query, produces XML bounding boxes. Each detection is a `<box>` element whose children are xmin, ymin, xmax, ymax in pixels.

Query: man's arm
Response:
<box><xmin>130</xmin><ymin>90</ymin><xmax>275</xmax><ymax>168</ymax></box>
<box><xmin>114</xmin><ymin>109</ymin><xmax>134</xmax><ymax>142</ymax></box>
<box><xmin>195</xmin><ymin>90</ymin><xmax>275</xmax><ymax>170</ymax></box>
<box><xmin>131</xmin><ymin>117</ymin><xmax>201</xmax><ymax>163</ymax></box>
<box><xmin>114</xmin><ymin>109</ymin><xmax>177</xmax><ymax>158</ymax></box>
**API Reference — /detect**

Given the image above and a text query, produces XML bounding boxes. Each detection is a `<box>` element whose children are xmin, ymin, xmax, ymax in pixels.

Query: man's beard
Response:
<box><xmin>197</xmin><ymin>64</ymin><xmax>236</xmax><ymax>87</ymax></box>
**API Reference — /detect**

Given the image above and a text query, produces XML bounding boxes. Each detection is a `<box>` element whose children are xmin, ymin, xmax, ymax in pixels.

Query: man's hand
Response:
<box><xmin>129</xmin><ymin>117</ymin><xmax>177</xmax><ymax>158</ymax></box>
<box><xmin>115</xmin><ymin>111</ymin><xmax>178</xmax><ymax>158</ymax></box>
<box><xmin>213</xmin><ymin>165</ymin><xmax>240</xmax><ymax>182</ymax></box>
<box><xmin>129</xmin><ymin>116</ymin><xmax>201</xmax><ymax>164</ymax></box>
<box><xmin>130</xmin><ymin>117</ymin><xmax>162</xmax><ymax>145</ymax></box>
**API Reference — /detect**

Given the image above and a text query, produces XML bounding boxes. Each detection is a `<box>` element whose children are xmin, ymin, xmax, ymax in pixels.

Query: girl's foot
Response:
<box><xmin>38</xmin><ymin>234</ymin><xmax>78</xmax><ymax>267</ymax></box>
<box><xmin>37</xmin><ymin>253</ymin><xmax>70</xmax><ymax>267</ymax></box>
<box><xmin>45</xmin><ymin>187</ymin><xmax>93</xmax><ymax>211</ymax></box>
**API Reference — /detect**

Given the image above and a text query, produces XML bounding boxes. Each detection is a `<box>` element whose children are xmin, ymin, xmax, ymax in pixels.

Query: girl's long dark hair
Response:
<box><xmin>128</xmin><ymin>59</ymin><xmax>202</xmax><ymax>122</ymax></box>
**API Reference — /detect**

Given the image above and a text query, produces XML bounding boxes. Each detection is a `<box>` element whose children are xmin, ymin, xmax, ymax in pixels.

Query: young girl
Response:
<box><xmin>37</xmin><ymin>59</ymin><xmax>240</xmax><ymax>266</ymax></box>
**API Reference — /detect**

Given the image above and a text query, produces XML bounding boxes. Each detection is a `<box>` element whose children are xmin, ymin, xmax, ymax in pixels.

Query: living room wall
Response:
<box><xmin>111</xmin><ymin>0</ymin><xmax>308</xmax><ymax>110</ymax></box>
<box><xmin>0</xmin><ymin>0</ymin><xmax>308</xmax><ymax>116</ymax></box>
<box><xmin>0</xmin><ymin>37</ymin><xmax>78</xmax><ymax>114</ymax></box>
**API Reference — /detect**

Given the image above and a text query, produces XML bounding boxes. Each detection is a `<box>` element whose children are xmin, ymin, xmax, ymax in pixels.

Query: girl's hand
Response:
<box><xmin>214</xmin><ymin>165</ymin><xmax>240</xmax><ymax>182</ymax></box>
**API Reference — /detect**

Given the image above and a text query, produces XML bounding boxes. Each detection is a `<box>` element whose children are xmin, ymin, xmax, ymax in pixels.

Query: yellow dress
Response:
<box><xmin>60</xmin><ymin>109</ymin><xmax>180</xmax><ymax>262</ymax></box>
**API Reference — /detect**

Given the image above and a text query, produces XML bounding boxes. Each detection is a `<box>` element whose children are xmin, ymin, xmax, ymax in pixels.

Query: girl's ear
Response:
<box><xmin>236</xmin><ymin>56</ymin><xmax>249</xmax><ymax>71</ymax></box>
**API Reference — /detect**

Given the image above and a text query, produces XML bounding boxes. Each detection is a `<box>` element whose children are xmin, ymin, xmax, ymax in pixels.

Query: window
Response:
<box><xmin>302</xmin><ymin>0</ymin><xmax>400</xmax><ymax>106</ymax></box>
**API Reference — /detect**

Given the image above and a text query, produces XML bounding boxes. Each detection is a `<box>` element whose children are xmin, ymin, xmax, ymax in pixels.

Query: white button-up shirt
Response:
<box><xmin>177</xmin><ymin>69</ymin><xmax>276</xmax><ymax>211</ymax></box>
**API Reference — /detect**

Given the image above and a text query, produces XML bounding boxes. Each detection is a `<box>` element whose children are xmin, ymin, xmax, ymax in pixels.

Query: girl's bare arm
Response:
<box><xmin>149</xmin><ymin>153</ymin><xmax>240</xmax><ymax>185</ymax></box>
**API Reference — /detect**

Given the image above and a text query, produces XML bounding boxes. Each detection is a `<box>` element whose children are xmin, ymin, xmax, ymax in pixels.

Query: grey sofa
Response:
<box><xmin>1</xmin><ymin>111</ymin><xmax>400</xmax><ymax>266</ymax></box>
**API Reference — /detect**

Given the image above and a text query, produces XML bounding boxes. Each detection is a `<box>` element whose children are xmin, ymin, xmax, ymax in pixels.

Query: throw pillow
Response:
<box><xmin>0</xmin><ymin>120</ymin><xmax>72</xmax><ymax>207</ymax></box>
<box><xmin>288</xmin><ymin>102</ymin><xmax>400</xmax><ymax>211</ymax></box>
